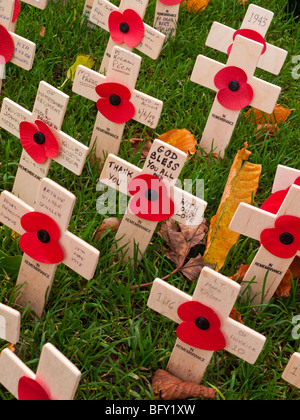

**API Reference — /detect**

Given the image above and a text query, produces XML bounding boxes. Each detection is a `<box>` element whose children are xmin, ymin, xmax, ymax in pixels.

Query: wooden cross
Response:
<box><xmin>229</xmin><ymin>165</ymin><xmax>300</xmax><ymax>307</ymax></box>
<box><xmin>153</xmin><ymin>0</ymin><xmax>182</xmax><ymax>39</ymax></box>
<box><xmin>89</xmin><ymin>0</ymin><xmax>165</xmax><ymax>73</ymax></box>
<box><xmin>20</xmin><ymin>0</ymin><xmax>49</xmax><ymax>9</ymax></box>
<box><xmin>73</xmin><ymin>45</ymin><xmax>163</xmax><ymax>164</ymax></box>
<box><xmin>0</xmin><ymin>81</ymin><xmax>89</xmax><ymax>207</ymax></box>
<box><xmin>0</xmin><ymin>343</ymin><xmax>81</xmax><ymax>400</ymax></box>
<box><xmin>282</xmin><ymin>353</ymin><xmax>300</xmax><ymax>389</ymax></box>
<box><xmin>0</xmin><ymin>0</ymin><xmax>36</xmax><ymax>92</ymax></box>
<box><xmin>99</xmin><ymin>139</ymin><xmax>207</xmax><ymax>261</ymax></box>
<box><xmin>0</xmin><ymin>177</ymin><xmax>100</xmax><ymax>318</ymax></box>
<box><xmin>147</xmin><ymin>267</ymin><xmax>266</xmax><ymax>384</ymax></box>
<box><xmin>0</xmin><ymin>303</ymin><xmax>20</xmax><ymax>344</ymax></box>
<box><xmin>82</xmin><ymin>0</ymin><xmax>97</xmax><ymax>29</ymax></box>
<box><xmin>206</xmin><ymin>4</ymin><xmax>287</xmax><ymax>75</ymax></box>
<box><xmin>190</xmin><ymin>35</ymin><xmax>282</xmax><ymax>157</ymax></box>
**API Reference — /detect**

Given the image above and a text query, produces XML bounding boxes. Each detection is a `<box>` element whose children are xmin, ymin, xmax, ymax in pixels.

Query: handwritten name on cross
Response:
<box><xmin>0</xmin><ymin>303</ymin><xmax>20</xmax><ymax>344</ymax></box>
<box><xmin>99</xmin><ymin>139</ymin><xmax>207</xmax><ymax>261</ymax></box>
<box><xmin>0</xmin><ymin>0</ymin><xmax>36</xmax><ymax>92</ymax></box>
<box><xmin>89</xmin><ymin>0</ymin><xmax>165</xmax><ymax>73</ymax></box>
<box><xmin>0</xmin><ymin>178</ymin><xmax>100</xmax><ymax>318</ymax></box>
<box><xmin>229</xmin><ymin>165</ymin><xmax>300</xmax><ymax>306</ymax></box>
<box><xmin>147</xmin><ymin>267</ymin><xmax>266</xmax><ymax>384</ymax></box>
<box><xmin>190</xmin><ymin>35</ymin><xmax>282</xmax><ymax>158</ymax></box>
<box><xmin>73</xmin><ymin>46</ymin><xmax>163</xmax><ymax>165</ymax></box>
<box><xmin>0</xmin><ymin>81</ymin><xmax>89</xmax><ymax>207</ymax></box>
<box><xmin>154</xmin><ymin>0</ymin><xmax>182</xmax><ymax>39</ymax></box>
<box><xmin>206</xmin><ymin>3</ymin><xmax>287</xmax><ymax>75</ymax></box>
<box><xmin>0</xmin><ymin>343</ymin><xmax>81</xmax><ymax>400</ymax></box>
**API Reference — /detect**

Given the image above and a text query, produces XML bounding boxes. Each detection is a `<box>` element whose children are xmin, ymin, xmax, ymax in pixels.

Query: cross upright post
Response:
<box><xmin>147</xmin><ymin>267</ymin><xmax>266</xmax><ymax>383</ymax></box>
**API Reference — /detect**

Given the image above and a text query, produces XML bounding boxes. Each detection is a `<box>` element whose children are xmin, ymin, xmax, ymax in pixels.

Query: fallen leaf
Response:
<box><xmin>61</xmin><ymin>55</ymin><xmax>96</xmax><ymax>87</ymax></box>
<box><xmin>245</xmin><ymin>104</ymin><xmax>293</xmax><ymax>126</ymax></box>
<box><xmin>229</xmin><ymin>307</ymin><xmax>243</xmax><ymax>324</ymax></box>
<box><xmin>94</xmin><ymin>217</ymin><xmax>121</xmax><ymax>241</ymax></box>
<box><xmin>39</xmin><ymin>26</ymin><xmax>46</xmax><ymax>37</ymax></box>
<box><xmin>230</xmin><ymin>264</ymin><xmax>250</xmax><ymax>283</ymax></box>
<box><xmin>255</xmin><ymin>124</ymin><xmax>280</xmax><ymax>138</ymax></box>
<box><xmin>182</xmin><ymin>0</ymin><xmax>211</xmax><ymax>13</ymax></box>
<box><xmin>158</xmin><ymin>129</ymin><xmax>197</xmax><ymax>156</ymax></box>
<box><xmin>203</xmin><ymin>143</ymin><xmax>262</xmax><ymax>271</ymax></box>
<box><xmin>151</xmin><ymin>369</ymin><xmax>216</xmax><ymax>400</ymax></box>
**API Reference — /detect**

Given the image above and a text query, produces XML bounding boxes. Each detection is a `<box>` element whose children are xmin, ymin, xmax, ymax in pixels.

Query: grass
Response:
<box><xmin>0</xmin><ymin>0</ymin><xmax>299</xmax><ymax>401</ymax></box>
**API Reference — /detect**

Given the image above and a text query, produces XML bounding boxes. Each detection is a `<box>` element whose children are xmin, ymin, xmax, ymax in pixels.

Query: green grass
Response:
<box><xmin>0</xmin><ymin>0</ymin><xmax>299</xmax><ymax>401</ymax></box>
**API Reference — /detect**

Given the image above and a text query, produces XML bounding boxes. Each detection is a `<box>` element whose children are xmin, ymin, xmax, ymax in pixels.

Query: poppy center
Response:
<box><xmin>279</xmin><ymin>232</ymin><xmax>294</xmax><ymax>245</ymax></box>
<box><xmin>33</xmin><ymin>132</ymin><xmax>46</xmax><ymax>145</ymax></box>
<box><xmin>145</xmin><ymin>189</ymin><xmax>158</xmax><ymax>202</ymax></box>
<box><xmin>228</xmin><ymin>80</ymin><xmax>240</xmax><ymax>92</ymax></box>
<box><xmin>119</xmin><ymin>22</ymin><xmax>129</xmax><ymax>33</ymax></box>
<box><xmin>37</xmin><ymin>229</ymin><xmax>51</xmax><ymax>244</ymax></box>
<box><xmin>109</xmin><ymin>94</ymin><xmax>122</xmax><ymax>106</ymax></box>
<box><xmin>195</xmin><ymin>317</ymin><xmax>210</xmax><ymax>330</ymax></box>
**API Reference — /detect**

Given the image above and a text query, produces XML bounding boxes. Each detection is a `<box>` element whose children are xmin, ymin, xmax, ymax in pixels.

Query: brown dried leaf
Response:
<box><xmin>229</xmin><ymin>308</ymin><xmax>243</xmax><ymax>324</ymax></box>
<box><xmin>245</xmin><ymin>104</ymin><xmax>294</xmax><ymax>126</ymax></box>
<box><xmin>152</xmin><ymin>369</ymin><xmax>216</xmax><ymax>400</ymax></box>
<box><xmin>180</xmin><ymin>254</ymin><xmax>207</xmax><ymax>282</ymax></box>
<box><xmin>126</xmin><ymin>138</ymin><xmax>152</xmax><ymax>159</ymax></box>
<box><xmin>94</xmin><ymin>217</ymin><xmax>121</xmax><ymax>241</ymax></box>
<box><xmin>158</xmin><ymin>129</ymin><xmax>197</xmax><ymax>156</ymax></box>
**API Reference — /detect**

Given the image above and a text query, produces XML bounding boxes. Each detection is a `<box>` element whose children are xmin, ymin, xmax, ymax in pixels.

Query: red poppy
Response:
<box><xmin>176</xmin><ymin>301</ymin><xmax>226</xmax><ymax>351</ymax></box>
<box><xmin>261</xmin><ymin>177</ymin><xmax>300</xmax><ymax>215</ymax></box>
<box><xmin>128</xmin><ymin>174</ymin><xmax>175</xmax><ymax>222</ymax></box>
<box><xmin>13</xmin><ymin>0</ymin><xmax>21</xmax><ymax>22</ymax></box>
<box><xmin>108</xmin><ymin>9</ymin><xmax>144</xmax><ymax>48</ymax></box>
<box><xmin>214</xmin><ymin>66</ymin><xmax>253</xmax><ymax>110</ymax></box>
<box><xmin>227</xmin><ymin>29</ymin><xmax>267</xmax><ymax>56</ymax></box>
<box><xmin>18</xmin><ymin>377</ymin><xmax>51</xmax><ymax>401</ymax></box>
<box><xmin>260</xmin><ymin>215</ymin><xmax>300</xmax><ymax>259</ymax></box>
<box><xmin>19</xmin><ymin>212</ymin><xmax>64</xmax><ymax>264</ymax></box>
<box><xmin>96</xmin><ymin>82</ymin><xmax>135</xmax><ymax>124</ymax></box>
<box><xmin>0</xmin><ymin>25</ymin><xmax>14</xmax><ymax>64</ymax></box>
<box><xmin>159</xmin><ymin>0</ymin><xmax>183</xmax><ymax>5</ymax></box>
<box><xmin>19</xmin><ymin>120</ymin><xmax>59</xmax><ymax>164</ymax></box>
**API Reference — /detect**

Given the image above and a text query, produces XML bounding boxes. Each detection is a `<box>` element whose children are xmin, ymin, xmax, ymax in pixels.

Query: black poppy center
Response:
<box><xmin>195</xmin><ymin>317</ymin><xmax>210</xmax><ymax>331</ymax></box>
<box><xmin>145</xmin><ymin>189</ymin><xmax>158</xmax><ymax>202</ymax></box>
<box><xmin>37</xmin><ymin>229</ymin><xmax>51</xmax><ymax>244</ymax></box>
<box><xmin>119</xmin><ymin>22</ymin><xmax>129</xmax><ymax>33</ymax></box>
<box><xmin>109</xmin><ymin>94</ymin><xmax>121</xmax><ymax>106</ymax></box>
<box><xmin>33</xmin><ymin>132</ymin><xmax>46</xmax><ymax>145</ymax></box>
<box><xmin>279</xmin><ymin>232</ymin><xmax>294</xmax><ymax>245</ymax></box>
<box><xmin>228</xmin><ymin>80</ymin><xmax>240</xmax><ymax>92</ymax></box>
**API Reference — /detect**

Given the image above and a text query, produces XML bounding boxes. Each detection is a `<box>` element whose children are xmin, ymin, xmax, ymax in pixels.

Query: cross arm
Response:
<box><xmin>190</xmin><ymin>55</ymin><xmax>225</xmax><ymax>92</ymax></box>
<box><xmin>171</xmin><ymin>188</ymin><xmax>207</xmax><ymax>227</ymax></box>
<box><xmin>9</xmin><ymin>32</ymin><xmax>36</xmax><ymax>71</ymax></box>
<box><xmin>0</xmin><ymin>303</ymin><xmax>21</xmax><ymax>344</ymax></box>
<box><xmin>135</xmin><ymin>24</ymin><xmax>165</xmax><ymax>60</ymax></box>
<box><xmin>250</xmin><ymin>77</ymin><xmax>281</xmax><ymax>114</ymax></box>
<box><xmin>272</xmin><ymin>165</ymin><xmax>300</xmax><ymax>193</ymax></box>
<box><xmin>0</xmin><ymin>98</ymin><xmax>33</xmax><ymax>138</ymax></box>
<box><xmin>131</xmin><ymin>90</ymin><xmax>163</xmax><ymax>128</ymax></box>
<box><xmin>0</xmin><ymin>191</ymin><xmax>33</xmax><ymax>235</ymax></box>
<box><xmin>277</xmin><ymin>185</ymin><xmax>300</xmax><ymax>218</ymax></box>
<box><xmin>73</xmin><ymin>65</ymin><xmax>106</xmax><ymax>102</ymax></box>
<box><xmin>53</xmin><ymin>132</ymin><xmax>89</xmax><ymax>176</ymax></box>
<box><xmin>89</xmin><ymin>0</ymin><xmax>118</xmax><ymax>30</ymax></box>
<box><xmin>21</xmin><ymin>0</ymin><xmax>49</xmax><ymax>10</ymax></box>
<box><xmin>229</xmin><ymin>203</ymin><xmax>276</xmax><ymax>241</ymax></box>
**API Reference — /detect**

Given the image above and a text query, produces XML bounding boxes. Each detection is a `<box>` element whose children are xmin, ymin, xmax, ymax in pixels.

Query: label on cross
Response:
<box><xmin>147</xmin><ymin>267</ymin><xmax>266</xmax><ymax>383</ymax></box>
<box><xmin>229</xmin><ymin>165</ymin><xmax>300</xmax><ymax>306</ymax></box>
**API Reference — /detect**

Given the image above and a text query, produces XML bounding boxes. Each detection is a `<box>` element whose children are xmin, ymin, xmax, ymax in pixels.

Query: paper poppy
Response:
<box><xmin>19</xmin><ymin>120</ymin><xmax>59</xmax><ymax>164</ymax></box>
<box><xmin>108</xmin><ymin>9</ymin><xmax>144</xmax><ymax>48</ymax></box>
<box><xmin>159</xmin><ymin>0</ymin><xmax>183</xmax><ymax>5</ymax></box>
<box><xmin>176</xmin><ymin>301</ymin><xmax>226</xmax><ymax>351</ymax></box>
<box><xmin>260</xmin><ymin>215</ymin><xmax>300</xmax><ymax>259</ymax></box>
<box><xmin>227</xmin><ymin>29</ymin><xmax>267</xmax><ymax>56</ymax></box>
<box><xmin>0</xmin><ymin>25</ymin><xmax>14</xmax><ymax>64</ymax></box>
<box><xmin>214</xmin><ymin>66</ymin><xmax>253</xmax><ymax>111</ymax></box>
<box><xmin>18</xmin><ymin>377</ymin><xmax>51</xmax><ymax>401</ymax></box>
<box><xmin>261</xmin><ymin>177</ymin><xmax>300</xmax><ymax>215</ymax></box>
<box><xmin>19</xmin><ymin>212</ymin><xmax>64</xmax><ymax>264</ymax></box>
<box><xmin>13</xmin><ymin>0</ymin><xmax>21</xmax><ymax>22</ymax></box>
<box><xmin>96</xmin><ymin>82</ymin><xmax>135</xmax><ymax>124</ymax></box>
<box><xmin>128</xmin><ymin>174</ymin><xmax>175</xmax><ymax>222</ymax></box>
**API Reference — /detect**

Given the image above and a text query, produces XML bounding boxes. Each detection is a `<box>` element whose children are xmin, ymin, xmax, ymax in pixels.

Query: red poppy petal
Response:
<box><xmin>232</xmin><ymin>29</ymin><xmax>267</xmax><ymax>55</ymax></box>
<box><xmin>13</xmin><ymin>0</ymin><xmax>21</xmax><ymax>22</ymax></box>
<box><xmin>95</xmin><ymin>82</ymin><xmax>132</xmax><ymax>100</ymax></box>
<box><xmin>122</xmin><ymin>9</ymin><xmax>145</xmax><ymax>48</ymax></box>
<box><xmin>176</xmin><ymin>322</ymin><xmax>226</xmax><ymax>351</ymax></box>
<box><xmin>35</xmin><ymin>120</ymin><xmax>59</xmax><ymax>159</ymax></box>
<box><xmin>19</xmin><ymin>121</ymin><xmax>47</xmax><ymax>164</ymax></box>
<box><xmin>20</xmin><ymin>212</ymin><xmax>61</xmax><ymax>240</ymax></box>
<box><xmin>261</xmin><ymin>189</ymin><xmax>289</xmax><ymax>215</ymax></box>
<box><xmin>128</xmin><ymin>174</ymin><xmax>175</xmax><ymax>222</ymax></box>
<box><xmin>19</xmin><ymin>232</ymin><xmax>64</xmax><ymax>264</ymax></box>
<box><xmin>159</xmin><ymin>0</ymin><xmax>183</xmax><ymax>4</ymax></box>
<box><xmin>260</xmin><ymin>227</ymin><xmax>298</xmax><ymax>259</ymax></box>
<box><xmin>177</xmin><ymin>301</ymin><xmax>221</xmax><ymax>327</ymax></box>
<box><xmin>217</xmin><ymin>83</ymin><xmax>253</xmax><ymax>111</ymax></box>
<box><xmin>214</xmin><ymin>66</ymin><xmax>248</xmax><ymax>90</ymax></box>
<box><xmin>0</xmin><ymin>25</ymin><xmax>15</xmax><ymax>64</ymax></box>
<box><xmin>18</xmin><ymin>377</ymin><xmax>51</xmax><ymax>401</ymax></box>
<box><xmin>96</xmin><ymin>98</ymin><xmax>135</xmax><ymax>123</ymax></box>
<box><xmin>108</xmin><ymin>11</ymin><xmax>126</xmax><ymax>44</ymax></box>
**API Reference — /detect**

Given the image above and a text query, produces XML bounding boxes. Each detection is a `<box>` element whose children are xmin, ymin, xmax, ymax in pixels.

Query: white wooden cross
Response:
<box><xmin>0</xmin><ymin>303</ymin><xmax>20</xmax><ymax>344</ymax></box>
<box><xmin>147</xmin><ymin>267</ymin><xmax>266</xmax><ymax>384</ymax></box>
<box><xmin>229</xmin><ymin>165</ymin><xmax>300</xmax><ymax>307</ymax></box>
<box><xmin>205</xmin><ymin>4</ymin><xmax>287</xmax><ymax>75</ymax></box>
<box><xmin>20</xmin><ymin>0</ymin><xmax>49</xmax><ymax>9</ymax></box>
<box><xmin>0</xmin><ymin>81</ymin><xmax>89</xmax><ymax>207</ymax></box>
<box><xmin>282</xmin><ymin>353</ymin><xmax>300</xmax><ymax>389</ymax></box>
<box><xmin>99</xmin><ymin>139</ymin><xmax>207</xmax><ymax>261</ymax></box>
<box><xmin>0</xmin><ymin>0</ymin><xmax>36</xmax><ymax>92</ymax></box>
<box><xmin>0</xmin><ymin>343</ymin><xmax>81</xmax><ymax>400</ymax></box>
<box><xmin>0</xmin><ymin>177</ymin><xmax>100</xmax><ymax>318</ymax></box>
<box><xmin>190</xmin><ymin>35</ymin><xmax>282</xmax><ymax>158</ymax></box>
<box><xmin>153</xmin><ymin>0</ymin><xmax>182</xmax><ymax>39</ymax></box>
<box><xmin>82</xmin><ymin>0</ymin><xmax>97</xmax><ymax>29</ymax></box>
<box><xmin>73</xmin><ymin>45</ymin><xmax>163</xmax><ymax>164</ymax></box>
<box><xmin>89</xmin><ymin>0</ymin><xmax>165</xmax><ymax>73</ymax></box>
